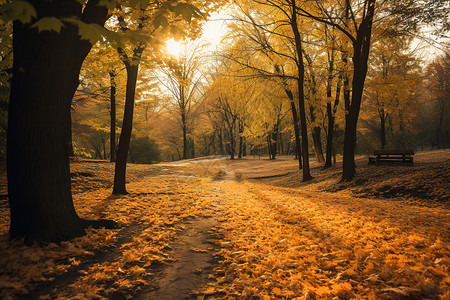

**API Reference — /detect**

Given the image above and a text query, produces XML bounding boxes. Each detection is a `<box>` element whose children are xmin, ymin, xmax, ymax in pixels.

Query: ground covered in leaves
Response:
<box><xmin>0</xmin><ymin>150</ymin><xmax>449</xmax><ymax>299</ymax></box>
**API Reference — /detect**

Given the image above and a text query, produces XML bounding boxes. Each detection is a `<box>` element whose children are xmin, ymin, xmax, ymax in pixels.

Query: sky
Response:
<box><xmin>200</xmin><ymin>11</ymin><xmax>229</xmax><ymax>50</ymax></box>
<box><xmin>165</xmin><ymin>10</ymin><xmax>230</xmax><ymax>56</ymax></box>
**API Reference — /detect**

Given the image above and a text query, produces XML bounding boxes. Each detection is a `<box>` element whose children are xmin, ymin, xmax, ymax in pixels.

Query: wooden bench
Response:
<box><xmin>368</xmin><ymin>149</ymin><xmax>414</xmax><ymax>164</ymax></box>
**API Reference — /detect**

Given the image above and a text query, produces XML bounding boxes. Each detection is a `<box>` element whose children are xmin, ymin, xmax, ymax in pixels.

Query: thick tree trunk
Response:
<box><xmin>65</xmin><ymin>110</ymin><xmax>75</xmax><ymax>157</ymax></box>
<box><xmin>311</xmin><ymin>121</ymin><xmax>325</xmax><ymax>163</ymax></box>
<box><xmin>113</xmin><ymin>64</ymin><xmax>139</xmax><ymax>194</ymax></box>
<box><xmin>342</xmin><ymin>0</ymin><xmax>375</xmax><ymax>181</ymax></box>
<box><xmin>267</xmin><ymin>137</ymin><xmax>272</xmax><ymax>159</ymax></box>
<box><xmin>8</xmin><ymin>28</ymin><xmax>82</xmax><ymax>243</ymax></box>
<box><xmin>7</xmin><ymin>0</ymin><xmax>110</xmax><ymax>243</ymax></box>
<box><xmin>109</xmin><ymin>71</ymin><xmax>117</xmax><ymax>162</ymax></box>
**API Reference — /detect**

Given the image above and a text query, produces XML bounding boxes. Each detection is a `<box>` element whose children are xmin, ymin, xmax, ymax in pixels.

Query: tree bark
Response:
<box><xmin>113</xmin><ymin>63</ymin><xmax>139</xmax><ymax>194</ymax></box>
<box><xmin>303</xmin><ymin>50</ymin><xmax>324</xmax><ymax>164</ymax></box>
<box><xmin>181</xmin><ymin>88</ymin><xmax>188</xmax><ymax>159</ymax></box>
<box><xmin>238</xmin><ymin>121</ymin><xmax>244</xmax><ymax>159</ymax></box>
<box><xmin>342</xmin><ymin>0</ymin><xmax>376</xmax><ymax>181</ymax></box>
<box><xmin>325</xmin><ymin>77</ymin><xmax>341</xmax><ymax>168</ymax></box>
<box><xmin>285</xmin><ymin>88</ymin><xmax>302</xmax><ymax>169</ymax></box>
<box><xmin>379</xmin><ymin>108</ymin><xmax>386</xmax><ymax>149</ymax></box>
<box><xmin>65</xmin><ymin>109</ymin><xmax>75</xmax><ymax>157</ymax></box>
<box><xmin>109</xmin><ymin>71</ymin><xmax>117</xmax><ymax>162</ymax></box>
<box><xmin>310</xmin><ymin>107</ymin><xmax>325</xmax><ymax>163</ymax></box>
<box><xmin>325</xmin><ymin>103</ymin><xmax>334</xmax><ymax>168</ymax></box>
<box><xmin>218</xmin><ymin>128</ymin><xmax>225</xmax><ymax>155</ymax></box>
<box><xmin>291</xmin><ymin>0</ymin><xmax>312</xmax><ymax>181</ymax></box>
<box><xmin>7</xmin><ymin>0</ymin><xmax>111</xmax><ymax>243</ymax></box>
<box><xmin>229</xmin><ymin>120</ymin><xmax>235</xmax><ymax>160</ymax></box>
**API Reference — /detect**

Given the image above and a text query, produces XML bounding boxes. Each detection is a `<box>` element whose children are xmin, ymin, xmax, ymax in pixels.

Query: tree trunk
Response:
<box><xmin>267</xmin><ymin>137</ymin><xmax>272</xmax><ymax>159</ymax></box>
<box><xmin>181</xmin><ymin>110</ymin><xmax>188</xmax><ymax>159</ymax></box>
<box><xmin>291</xmin><ymin>0</ymin><xmax>312</xmax><ymax>181</ymax></box>
<box><xmin>109</xmin><ymin>71</ymin><xmax>117</xmax><ymax>162</ymax></box>
<box><xmin>342</xmin><ymin>0</ymin><xmax>376</xmax><ymax>181</ymax></box>
<box><xmin>379</xmin><ymin>108</ymin><xmax>386</xmax><ymax>149</ymax></box>
<box><xmin>113</xmin><ymin>63</ymin><xmax>139</xmax><ymax>194</ymax></box>
<box><xmin>270</xmin><ymin>121</ymin><xmax>279</xmax><ymax>159</ymax></box>
<box><xmin>311</xmin><ymin>120</ymin><xmax>325</xmax><ymax>163</ymax></box>
<box><xmin>304</xmin><ymin>50</ymin><xmax>325</xmax><ymax>164</ymax></box>
<box><xmin>325</xmin><ymin>76</ymin><xmax>341</xmax><ymax>168</ymax></box>
<box><xmin>7</xmin><ymin>0</ymin><xmax>110</xmax><ymax>243</ymax></box>
<box><xmin>324</xmin><ymin>103</ymin><xmax>335</xmax><ymax>168</ymax></box>
<box><xmin>229</xmin><ymin>121</ymin><xmax>235</xmax><ymax>160</ymax></box>
<box><xmin>65</xmin><ymin>110</ymin><xmax>75</xmax><ymax>157</ymax></box>
<box><xmin>285</xmin><ymin>88</ymin><xmax>302</xmax><ymax>169</ymax></box>
<box><xmin>218</xmin><ymin>128</ymin><xmax>225</xmax><ymax>155</ymax></box>
<box><xmin>297</xmin><ymin>76</ymin><xmax>313</xmax><ymax>181</ymax></box>
<box><xmin>102</xmin><ymin>135</ymin><xmax>106</xmax><ymax>159</ymax></box>
<box><xmin>238</xmin><ymin>123</ymin><xmax>244</xmax><ymax>159</ymax></box>
<box><xmin>279</xmin><ymin>132</ymin><xmax>283</xmax><ymax>155</ymax></box>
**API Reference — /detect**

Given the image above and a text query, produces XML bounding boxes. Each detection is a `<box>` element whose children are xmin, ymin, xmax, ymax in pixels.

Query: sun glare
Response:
<box><xmin>166</xmin><ymin>39</ymin><xmax>182</xmax><ymax>56</ymax></box>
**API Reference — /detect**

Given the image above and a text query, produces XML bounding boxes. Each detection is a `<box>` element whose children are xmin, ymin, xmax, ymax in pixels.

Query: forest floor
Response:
<box><xmin>0</xmin><ymin>149</ymin><xmax>449</xmax><ymax>299</ymax></box>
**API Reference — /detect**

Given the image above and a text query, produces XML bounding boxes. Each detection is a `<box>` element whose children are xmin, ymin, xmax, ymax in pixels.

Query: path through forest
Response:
<box><xmin>142</xmin><ymin>157</ymin><xmax>449</xmax><ymax>299</ymax></box>
<box><xmin>0</xmin><ymin>152</ymin><xmax>449</xmax><ymax>299</ymax></box>
<box><xmin>136</xmin><ymin>162</ymin><xmax>238</xmax><ymax>299</ymax></box>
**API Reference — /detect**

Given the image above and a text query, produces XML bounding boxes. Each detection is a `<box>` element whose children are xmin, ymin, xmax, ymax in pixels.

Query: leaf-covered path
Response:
<box><xmin>0</xmin><ymin>154</ymin><xmax>449</xmax><ymax>299</ymax></box>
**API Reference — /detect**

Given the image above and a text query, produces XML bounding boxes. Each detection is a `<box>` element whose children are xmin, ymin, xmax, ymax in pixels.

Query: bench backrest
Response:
<box><xmin>374</xmin><ymin>149</ymin><xmax>415</xmax><ymax>155</ymax></box>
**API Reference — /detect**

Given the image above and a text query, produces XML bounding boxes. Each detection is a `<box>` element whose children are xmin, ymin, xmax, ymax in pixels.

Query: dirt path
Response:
<box><xmin>136</xmin><ymin>167</ymin><xmax>235</xmax><ymax>299</ymax></box>
<box><xmin>137</xmin><ymin>215</ymin><xmax>219</xmax><ymax>299</ymax></box>
<box><xmin>131</xmin><ymin>168</ymin><xmax>231</xmax><ymax>299</ymax></box>
<box><xmin>136</xmin><ymin>166</ymin><xmax>241</xmax><ymax>299</ymax></box>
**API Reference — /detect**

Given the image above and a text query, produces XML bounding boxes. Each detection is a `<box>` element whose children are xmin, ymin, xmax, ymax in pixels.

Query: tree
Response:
<box><xmin>110</xmin><ymin>1</ymin><xmax>224</xmax><ymax>194</ymax></box>
<box><xmin>295</xmin><ymin>0</ymin><xmax>450</xmax><ymax>179</ymax></box>
<box><xmin>293</xmin><ymin>0</ymin><xmax>375</xmax><ymax>180</ymax></box>
<box><xmin>0</xmin><ymin>20</ymin><xmax>12</xmax><ymax>159</ymax></box>
<box><xmin>364</xmin><ymin>36</ymin><xmax>421</xmax><ymax>150</ymax></box>
<box><xmin>157</xmin><ymin>41</ymin><xmax>206</xmax><ymax>160</ymax></box>
<box><xmin>208</xmin><ymin>70</ymin><xmax>252</xmax><ymax>160</ymax></box>
<box><xmin>323</xmin><ymin>24</ymin><xmax>343</xmax><ymax>168</ymax></box>
<box><xmin>424</xmin><ymin>53</ymin><xmax>450</xmax><ymax>148</ymax></box>
<box><xmin>302</xmin><ymin>47</ymin><xmax>326</xmax><ymax>163</ymax></box>
<box><xmin>75</xmin><ymin>43</ymin><xmax>126</xmax><ymax>161</ymax></box>
<box><xmin>5</xmin><ymin>0</ymin><xmax>113</xmax><ymax>243</ymax></box>
<box><xmin>3</xmin><ymin>0</ymin><xmax>221</xmax><ymax>242</ymax></box>
<box><xmin>228</xmin><ymin>0</ymin><xmax>314</xmax><ymax>179</ymax></box>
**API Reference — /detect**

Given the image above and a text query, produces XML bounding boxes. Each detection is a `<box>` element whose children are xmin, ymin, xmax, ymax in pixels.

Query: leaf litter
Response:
<box><xmin>0</xmin><ymin>150</ymin><xmax>449</xmax><ymax>299</ymax></box>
